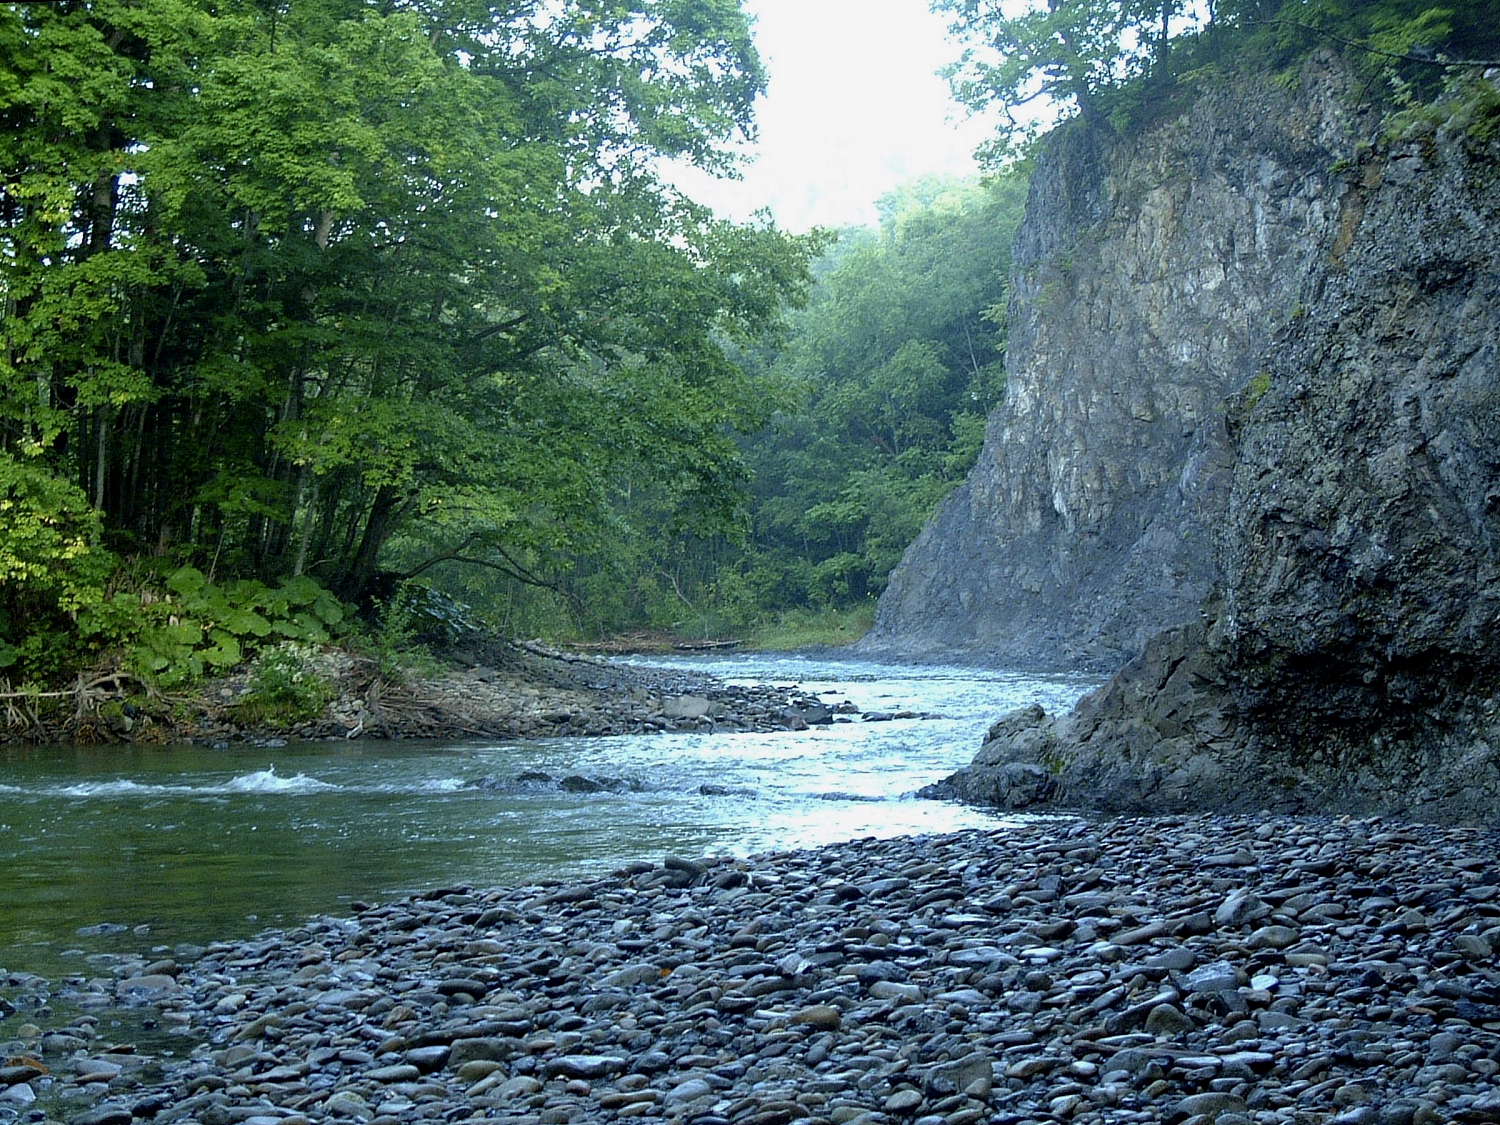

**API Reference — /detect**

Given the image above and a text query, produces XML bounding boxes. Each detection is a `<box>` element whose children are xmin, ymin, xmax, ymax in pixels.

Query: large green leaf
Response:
<box><xmin>160</xmin><ymin>621</ymin><xmax>204</xmax><ymax>647</ymax></box>
<box><xmin>166</xmin><ymin>567</ymin><xmax>209</xmax><ymax>598</ymax></box>
<box><xmin>311</xmin><ymin>595</ymin><xmax>345</xmax><ymax>626</ymax></box>
<box><xmin>202</xmin><ymin>630</ymin><xmax>243</xmax><ymax>668</ymax></box>
<box><xmin>220</xmin><ymin>607</ymin><xmax>273</xmax><ymax>637</ymax></box>
<box><xmin>279</xmin><ymin>577</ymin><xmax>324</xmax><ymax>608</ymax></box>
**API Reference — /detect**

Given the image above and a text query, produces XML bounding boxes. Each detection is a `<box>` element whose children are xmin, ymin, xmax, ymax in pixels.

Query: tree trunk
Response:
<box><xmin>341</xmin><ymin>484</ymin><xmax>402</xmax><ymax>600</ymax></box>
<box><xmin>1158</xmin><ymin>0</ymin><xmax>1172</xmax><ymax>83</ymax></box>
<box><xmin>291</xmin><ymin>472</ymin><xmax>319</xmax><ymax>576</ymax></box>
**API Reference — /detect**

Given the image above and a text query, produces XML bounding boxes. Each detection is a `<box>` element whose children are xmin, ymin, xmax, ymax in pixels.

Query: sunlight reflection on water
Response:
<box><xmin>0</xmin><ymin>654</ymin><xmax>1096</xmax><ymax>979</ymax></box>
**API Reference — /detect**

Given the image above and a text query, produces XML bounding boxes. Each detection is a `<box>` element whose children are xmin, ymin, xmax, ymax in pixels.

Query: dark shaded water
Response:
<box><xmin>0</xmin><ymin>654</ymin><xmax>1094</xmax><ymax>982</ymax></box>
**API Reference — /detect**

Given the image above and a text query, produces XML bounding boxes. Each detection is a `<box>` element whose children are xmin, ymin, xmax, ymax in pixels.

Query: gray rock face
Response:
<box><xmin>924</xmin><ymin>63</ymin><xmax>1500</xmax><ymax>821</ymax></box>
<box><xmin>862</xmin><ymin>56</ymin><xmax>1370</xmax><ymax>669</ymax></box>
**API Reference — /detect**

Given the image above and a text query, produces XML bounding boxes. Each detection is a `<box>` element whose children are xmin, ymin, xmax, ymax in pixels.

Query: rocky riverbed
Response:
<box><xmin>234</xmin><ymin>642</ymin><xmax>862</xmax><ymax>744</ymax></box>
<box><xmin>4</xmin><ymin>814</ymin><xmax>1499</xmax><ymax>1125</ymax></box>
<box><xmin>34</xmin><ymin>642</ymin><xmax>865</xmax><ymax>747</ymax></box>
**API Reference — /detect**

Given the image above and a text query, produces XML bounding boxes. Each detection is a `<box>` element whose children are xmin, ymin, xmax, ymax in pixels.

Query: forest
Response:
<box><xmin>438</xmin><ymin>170</ymin><xmax>1031</xmax><ymax>642</ymax></box>
<box><xmin>2</xmin><ymin>0</ymin><xmax>820</xmax><ymax>683</ymax></box>
<box><xmin>4</xmin><ymin>0</ymin><xmax>1497</xmax><ymax>688</ymax></box>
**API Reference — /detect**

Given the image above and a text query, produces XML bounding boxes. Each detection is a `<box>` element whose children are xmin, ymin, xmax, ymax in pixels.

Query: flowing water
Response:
<box><xmin>0</xmin><ymin>654</ymin><xmax>1095</xmax><ymax>983</ymax></box>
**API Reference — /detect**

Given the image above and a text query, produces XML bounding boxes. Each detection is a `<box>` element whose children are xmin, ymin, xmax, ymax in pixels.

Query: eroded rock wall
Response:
<box><xmin>861</xmin><ymin>59</ymin><xmax>1372</xmax><ymax>669</ymax></box>
<box><xmin>928</xmin><ymin>79</ymin><xmax>1500</xmax><ymax>821</ymax></box>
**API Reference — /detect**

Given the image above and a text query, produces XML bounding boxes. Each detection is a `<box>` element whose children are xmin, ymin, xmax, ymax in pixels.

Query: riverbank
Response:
<box><xmin>5</xmin><ymin>814</ymin><xmax>1497</xmax><ymax>1124</ymax></box>
<box><xmin>1</xmin><ymin>641</ymin><xmax>865</xmax><ymax>747</ymax></box>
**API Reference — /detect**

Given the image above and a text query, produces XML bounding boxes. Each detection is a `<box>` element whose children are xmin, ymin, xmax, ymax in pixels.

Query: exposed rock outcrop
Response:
<box><xmin>924</xmin><ymin>65</ymin><xmax>1500</xmax><ymax>821</ymax></box>
<box><xmin>862</xmin><ymin>57</ymin><xmax>1374</xmax><ymax>670</ymax></box>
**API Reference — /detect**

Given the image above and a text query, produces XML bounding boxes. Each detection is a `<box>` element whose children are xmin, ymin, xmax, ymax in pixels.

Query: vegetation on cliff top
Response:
<box><xmin>939</xmin><ymin>0</ymin><xmax>1500</xmax><ymax>161</ymax></box>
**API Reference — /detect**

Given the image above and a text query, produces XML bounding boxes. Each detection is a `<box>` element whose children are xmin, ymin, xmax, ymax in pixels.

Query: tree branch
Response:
<box><xmin>466</xmin><ymin>311</ymin><xmax>531</xmax><ymax>347</ymax></box>
<box><xmin>1250</xmin><ymin>19</ymin><xmax>1500</xmax><ymax>69</ymax></box>
<box><xmin>400</xmin><ymin>541</ymin><xmax>581</xmax><ymax>609</ymax></box>
<box><xmin>400</xmin><ymin>532</ymin><xmax>482</xmax><ymax>579</ymax></box>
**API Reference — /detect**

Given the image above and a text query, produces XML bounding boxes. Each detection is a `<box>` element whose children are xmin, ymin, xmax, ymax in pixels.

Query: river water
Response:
<box><xmin>0</xmin><ymin>654</ymin><xmax>1094</xmax><ymax>983</ymax></box>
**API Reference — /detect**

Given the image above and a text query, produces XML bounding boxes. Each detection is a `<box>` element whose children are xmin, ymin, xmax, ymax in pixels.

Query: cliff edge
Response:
<box><xmin>861</xmin><ymin>58</ymin><xmax>1374</xmax><ymax>670</ymax></box>
<box><xmin>924</xmin><ymin>64</ymin><xmax>1500</xmax><ymax>821</ymax></box>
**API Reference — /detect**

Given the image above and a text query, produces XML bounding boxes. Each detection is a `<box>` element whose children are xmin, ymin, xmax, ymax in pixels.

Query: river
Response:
<box><xmin>0</xmin><ymin>653</ymin><xmax>1094</xmax><ymax>985</ymax></box>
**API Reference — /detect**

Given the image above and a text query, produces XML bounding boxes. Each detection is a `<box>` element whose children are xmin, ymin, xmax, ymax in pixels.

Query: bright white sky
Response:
<box><xmin>670</xmin><ymin>0</ymin><xmax>999</xmax><ymax>232</ymax></box>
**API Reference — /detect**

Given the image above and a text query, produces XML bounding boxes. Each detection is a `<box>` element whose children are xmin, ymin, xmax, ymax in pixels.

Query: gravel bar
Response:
<box><xmin>4</xmin><ymin>814</ymin><xmax>1499</xmax><ymax>1124</ymax></box>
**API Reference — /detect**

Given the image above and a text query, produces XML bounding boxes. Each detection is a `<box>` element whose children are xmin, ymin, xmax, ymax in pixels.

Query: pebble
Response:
<box><xmin>546</xmin><ymin>1054</ymin><xmax>627</xmax><ymax>1079</ymax></box>
<box><xmin>795</xmin><ymin>1004</ymin><xmax>843</xmax><ymax>1028</ymax></box>
<box><xmin>5</xmin><ymin>814</ymin><xmax>1498</xmax><ymax>1125</ymax></box>
<box><xmin>1185</xmin><ymin>961</ymin><xmax>1240</xmax><ymax>993</ymax></box>
<box><xmin>1144</xmin><ymin>1002</ymin><xmax>1195</xmax><ymax>1035</ymax></box>
<box><xmin>1246</xmin><ymin>924</ymin><xmax>1299</xmax><ymax>949</ymax></box>
<box><xmin>665</xmin><ymin>1077</ymin><xmax>714</xmax><ymax>1103</ymax></box>
<box><xmin>885</xmin><ymin>1088</ymin><xmax>923</xmax><ymax>1112</ymax></box>
<box><xmin>365</xmin><ymin>1063</ymin><xmax>420</xmax><ymax>1082</ymax></box>
<box><xmin>1180</xmin><ymin>1091</ymin><xmax>1249</xmax><ymax>1116</ymax></box>
<box><xmin>1215</xmin><ymin>891</ymin><xmax>1271</xmax><ymax>927</ymax></box>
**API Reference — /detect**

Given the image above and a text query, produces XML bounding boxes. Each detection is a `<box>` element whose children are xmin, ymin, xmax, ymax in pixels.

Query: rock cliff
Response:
<box><xmin>861</xmin><ymin>58</ymin><xmax>1375</xmax><ymax>669</ymax></box>
<box><xmin>921</xmin><ymin>62</ymin><xmax>1500</xmax><ymax>821</ymax></box>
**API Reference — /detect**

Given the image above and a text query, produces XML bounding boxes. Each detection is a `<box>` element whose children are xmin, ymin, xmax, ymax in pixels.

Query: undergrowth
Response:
<box><xmin>232</xmin><ymin>643</ymin><xmax>336</xmax><ymax>726</ymax></box>
<box><xmin>744</xmin><ymin>602</ymin><xmax>877</xmax><ymax>651</ymax></box>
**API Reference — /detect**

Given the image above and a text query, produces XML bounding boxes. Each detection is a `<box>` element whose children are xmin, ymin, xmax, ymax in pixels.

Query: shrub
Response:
<box><xmin>116</xmin><ymin>568</ymin><xmax>344</xmax><ymax>688</ymax></box>
<box><xmin>358</xmin><ymin>582</ymin><xmax>450</xmax><ymax>684</ymax></box>
<box><xmin>235</xmin><ymin>643</ymin><xmax>335</xmax><ymax>725</ymax></box>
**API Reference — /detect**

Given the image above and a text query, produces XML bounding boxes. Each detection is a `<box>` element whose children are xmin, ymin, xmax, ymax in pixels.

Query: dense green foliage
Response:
<box><xmin>1</xmin><ymin>560</ymin><xmax>343</xmax><ymax>688</ymax></box>
<box><xmin>234</xmin><ymin>642</ymin><xmax>337</xmax><ymax>726</ymax></box>
<box><xmin>1</xmin><ymin>0</ymin><xmax>818</xmax><ymax>682</ymax></box>
<box><xmin>938</xmin><ymin>0</ymin><xmax>1500</xmax><ymax>160</ymax></box>
<box><xmin>740</xmin><ymin>174</ymin><xmax>1028</xmax><ymax>611</ymax></box>
<box><xmin>448</xmin><ymin>172</ymin><xmax>1032</xmax><ymax>638</ymax></box>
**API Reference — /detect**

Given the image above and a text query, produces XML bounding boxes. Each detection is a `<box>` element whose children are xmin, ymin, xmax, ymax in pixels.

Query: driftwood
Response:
<box><xmin>517</xmin><ymin>639</ymin><xmax>608</xmax><ymax>663</ymax></box>
<box><xmin>0</xmin><ymin>671</ymin><xmax>143</xmax><ymax>702</ymax></box>
<box><xmin>555</xmin><ymin>633</ymin><xmax>742</xmax><ymax>656</ymax></box>
<box><xmin>0</xmin><ymin>670</ymin><xmax>157</xmax><ymax>742</ymax></box>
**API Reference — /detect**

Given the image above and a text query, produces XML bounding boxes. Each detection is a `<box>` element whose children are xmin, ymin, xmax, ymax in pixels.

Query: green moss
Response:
<box><xmin>1246</xmin><ymin>371</ymin><xmax>1273</xmax><ymax>408</ymax></box>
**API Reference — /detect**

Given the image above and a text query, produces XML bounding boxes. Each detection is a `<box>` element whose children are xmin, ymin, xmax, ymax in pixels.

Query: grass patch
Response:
<box><xmin>231</xmin><ymin>643</ymin><xmax>335</xmax><ymax>726</ymax></box>
<box><xmin>744</xmin><ymin>602</ymin><xmax>877</xmax><ymax>651</ymax></box>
